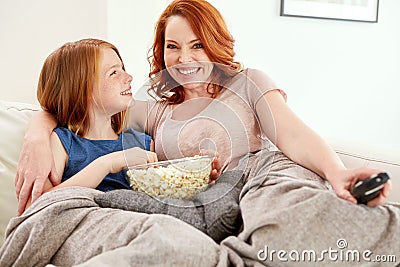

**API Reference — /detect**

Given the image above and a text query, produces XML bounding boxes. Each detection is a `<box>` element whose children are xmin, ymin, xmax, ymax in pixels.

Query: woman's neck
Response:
<box><xmin>182</xmin><ymin>84</ymin><xmax>213</xmax><ymax>101</ymax></box>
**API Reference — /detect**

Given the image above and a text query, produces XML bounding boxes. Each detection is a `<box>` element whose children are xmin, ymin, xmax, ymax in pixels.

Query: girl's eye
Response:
<box><xmin>193</xmin><ymin>43</ymin><xmax>203</xmax><ymax>49</ymax></box>
<box><xmin>110</xmin><ymin>70</ymin><xmax>117</xmax><ymax>76</ymax></box>
<box><xmin>166</xmin><ymin>44</ymin><xmax>177</xmax><ymax>49</ymax></box>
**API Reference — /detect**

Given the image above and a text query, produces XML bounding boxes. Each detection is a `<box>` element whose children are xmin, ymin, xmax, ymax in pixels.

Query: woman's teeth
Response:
<box><xmin>120</xmin><ymin>89</ymin><xmax>131</xmax><ymax>95</ymax></box>
<box><xmin>178</xmin><ymin>68</ymin><xmax>199</xmax><ymax>75</ymax></box>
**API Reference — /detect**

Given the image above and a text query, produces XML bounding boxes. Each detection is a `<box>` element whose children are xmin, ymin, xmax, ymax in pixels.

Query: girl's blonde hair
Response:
<box><xmin>37</xmin><ymin>38</ymin><xmax>127</xmax><ymax>136</ymax></box>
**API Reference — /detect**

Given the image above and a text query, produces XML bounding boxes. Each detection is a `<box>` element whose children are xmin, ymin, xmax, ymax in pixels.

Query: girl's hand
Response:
<box><xmin>110</xmin><ymin>147</ymin><xmax>158</xmax><ymax>173</ymax></box>
<box><xmin>327</xmin><ymin>167</ymin><xmax>392</xmax><ymax>206</ymax></box>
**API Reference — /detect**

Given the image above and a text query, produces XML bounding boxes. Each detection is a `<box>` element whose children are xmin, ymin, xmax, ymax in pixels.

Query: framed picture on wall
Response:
<box><xmin>280</xmin><ymin>0</ymin><xmax>379</xmax><ymax>23</ymax></box>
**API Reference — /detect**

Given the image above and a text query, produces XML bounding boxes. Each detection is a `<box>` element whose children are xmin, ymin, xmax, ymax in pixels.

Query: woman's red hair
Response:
<box><xmin>148</xmin><ymin>0</ymin><xmax>242</xmax><ymax>103</ymax></box>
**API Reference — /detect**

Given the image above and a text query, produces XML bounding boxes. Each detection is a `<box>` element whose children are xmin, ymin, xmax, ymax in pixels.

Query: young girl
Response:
<box><xmin>32</xmin><ymin>38</ymin><xmax>158</xmax><ymax>203</ymax></box>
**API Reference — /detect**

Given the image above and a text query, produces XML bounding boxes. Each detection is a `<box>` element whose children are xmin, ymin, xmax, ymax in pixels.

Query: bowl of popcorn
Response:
<box><xmin>126</xmin><ymin>155</ymin><xmax>212</xmax><ymax>199</ymax></box>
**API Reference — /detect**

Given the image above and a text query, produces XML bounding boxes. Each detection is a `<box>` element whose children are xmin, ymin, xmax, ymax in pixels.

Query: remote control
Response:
<box><xmin>351</xmin><ymin>172</ymin><xmax>390</xmax><ymax>204</ymax></box>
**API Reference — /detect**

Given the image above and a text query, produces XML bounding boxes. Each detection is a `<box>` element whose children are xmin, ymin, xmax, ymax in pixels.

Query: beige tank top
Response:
<box><xmin>147</xmin><ymin>68</ymin><xmax>286</xmax><ymax>171</ymax></box>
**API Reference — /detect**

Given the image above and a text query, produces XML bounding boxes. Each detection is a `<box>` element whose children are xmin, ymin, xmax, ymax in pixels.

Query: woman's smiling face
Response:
<box><xmin>163</xmin><ymin>15</ymin><xmax>213</xmax><ymax>93</ymax></box>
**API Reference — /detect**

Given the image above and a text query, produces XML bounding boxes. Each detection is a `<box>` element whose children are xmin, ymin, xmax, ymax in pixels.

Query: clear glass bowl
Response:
<box><xmin>126</xmin><ymin>155</ymin><xmax>212</xmax><ymax>199</ymax></box>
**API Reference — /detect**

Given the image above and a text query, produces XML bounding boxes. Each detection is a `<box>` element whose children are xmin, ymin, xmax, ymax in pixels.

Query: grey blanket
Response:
<box><xmin>0</xmin><ymin>187</ymin><xmax>220</xmax><ymax>267</ymax></box>
<box><xmin>1</xmin><ymin>150</ymin><xmax>399</xmax><ymax>267</ymax></box>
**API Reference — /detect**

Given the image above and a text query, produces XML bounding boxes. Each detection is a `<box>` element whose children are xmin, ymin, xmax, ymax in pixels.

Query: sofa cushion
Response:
<box><xmin>0</xmin><ymin>101</ymin><xmax>39</xmax><ymax>246</ymax></box>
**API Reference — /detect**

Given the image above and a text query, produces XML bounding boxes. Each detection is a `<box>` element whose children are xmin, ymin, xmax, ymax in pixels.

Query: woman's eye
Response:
<box><xmin>110</xmin><ymin>70</ymin><xmax>117</xmax><ymax>76</ymax></box>
<box><xmin>166</xmin><ymin>44</ymin><xmax>177</xmax><ymax>49</ymax></box>
<box><xmin>193</xmin><ymin>43</ymin><xmax>203</xmax><ymax>49</ymax></box>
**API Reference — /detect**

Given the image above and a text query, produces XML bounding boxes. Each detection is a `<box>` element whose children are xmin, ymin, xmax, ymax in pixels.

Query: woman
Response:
<box><xmin>14</xmin><ymin>0</ymin><xmax>400</xmax><ymax>265</ymax></box>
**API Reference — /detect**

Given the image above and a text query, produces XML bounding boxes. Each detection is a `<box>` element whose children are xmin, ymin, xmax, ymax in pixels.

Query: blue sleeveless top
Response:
<box><xmin>54</xmin><ymin>127</ymin><xmax>151</xmax><ymax>192</ymax></box>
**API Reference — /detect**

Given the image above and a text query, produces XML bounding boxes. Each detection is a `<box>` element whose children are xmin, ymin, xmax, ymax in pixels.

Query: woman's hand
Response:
<box><xmin>15</xmin><ymin>135</ymin><xmax>59</xmax><ymax>216</ymax></box>
<box><xmin>198</xmin><ymin>149</ymin><xmax>221</xmax><ymax>184</ymax></box>
<box><xmin>327</xmin><ymin>167</ymin><xmax>392</xmax><ymax>206</ymax></box>
<box><xmin>209</xmin><ymin>155</ymin><xmax>221</xmax><ymax>183</ymax></box>
<box><xmin>15</xmin><ymin>110</ymin><xmax>58</xmax><ymax>215</ymax></box>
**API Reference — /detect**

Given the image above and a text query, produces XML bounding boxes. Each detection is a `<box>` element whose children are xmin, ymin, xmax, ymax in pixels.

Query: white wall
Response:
<box><xmin>106</xmin><ymin>0</ymin><xmax>167</xmax><ymax>98</ymax></box>
<box><xmin>208</xmin><ymin>0</ymin><xmax>400</xmax><ymax>154</ymax></box>
<box><xmin>0</xmin><ymin>0</ymin><xmax>107</xmax><ymax>104</ymax></box>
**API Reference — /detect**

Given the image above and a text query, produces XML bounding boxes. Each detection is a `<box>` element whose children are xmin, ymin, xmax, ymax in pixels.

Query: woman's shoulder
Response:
<box><xmin>243</xmin><ymin>68</ymin><xmax>275</xmax><ymax>84</ymax></box>
<box><xmin>227</xmin><ymin>68</ymin><xmax>274</xmax><ymax>87</ymax></box>
<box><xmin>227</xmin><ymin>68</ymin><xmax>277</xmax><ymax>90</ymax></box>
<box><xmin>243</xmin><ymin>68</ymin><xmax>279</xmax><ymax>91</ymax></box>
<box><xmin>226</xmin><ymin>68</ymin><xmax>285</xmax><ymax>103</ymax></box>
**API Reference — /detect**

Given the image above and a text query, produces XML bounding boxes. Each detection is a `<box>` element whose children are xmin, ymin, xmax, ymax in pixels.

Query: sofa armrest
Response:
<box><xmin>0</xmin><ymin>101</ymin><xmax>40</xmax><ymax>246</ymax></box>
<box><xmin>328</xmin><ymin>137</ymin><xmax>400</xmax><ymax>203</ymax></box>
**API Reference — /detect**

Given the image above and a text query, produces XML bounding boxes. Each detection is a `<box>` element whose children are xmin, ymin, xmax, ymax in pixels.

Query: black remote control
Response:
<box><xmin>351</xmin><ymin>172</ymin><xmax>390</xmax><ymax>204</ymax></box>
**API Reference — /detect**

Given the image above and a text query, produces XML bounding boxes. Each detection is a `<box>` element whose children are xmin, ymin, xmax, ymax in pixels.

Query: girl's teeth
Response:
<box><xmin>120</xmin><ymin>89</ymin><xmax>131</xmax><ymax>95</ymax></box>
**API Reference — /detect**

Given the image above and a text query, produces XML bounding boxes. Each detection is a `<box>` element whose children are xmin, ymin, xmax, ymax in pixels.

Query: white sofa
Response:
<box><xmin>1</xmin><ymin>100</ymin><xmax>399</xmax><ymax>247</ymax></box>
